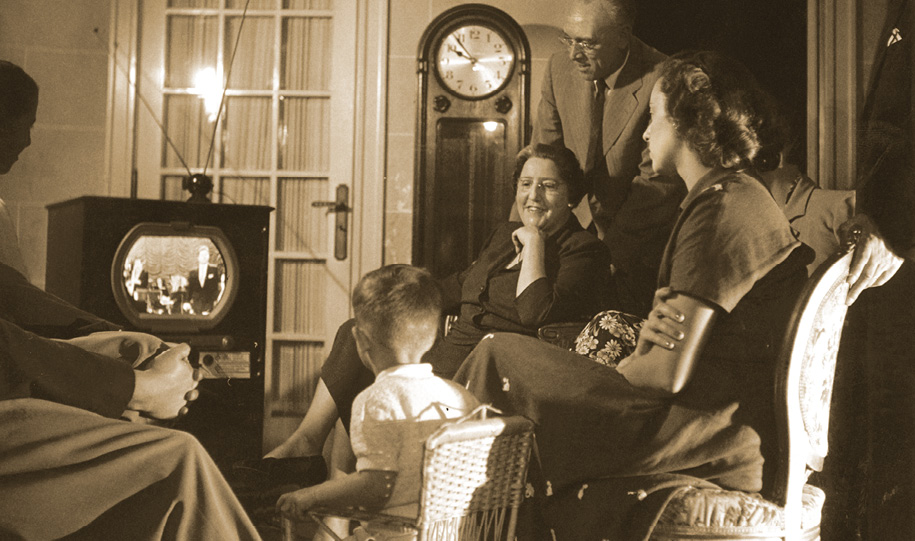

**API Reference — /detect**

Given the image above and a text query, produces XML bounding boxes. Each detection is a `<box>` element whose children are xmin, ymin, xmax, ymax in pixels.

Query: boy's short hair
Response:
<box><xmin>351</xmin><ymin>265</ymin><xmax>442</xmax><ymax>357</ymax></box>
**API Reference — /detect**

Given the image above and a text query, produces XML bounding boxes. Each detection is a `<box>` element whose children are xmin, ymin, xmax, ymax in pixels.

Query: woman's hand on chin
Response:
<box><xmin>512</xmin><ymin>224</ymin><xmax>546</xmax><ymax>252</ymax></box>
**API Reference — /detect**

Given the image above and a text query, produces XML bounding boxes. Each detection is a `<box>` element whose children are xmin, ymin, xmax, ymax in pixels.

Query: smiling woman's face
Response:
<box><xmin>515</xmin><ymin>157</ymin><xmax>572</xmax><ymax>233</ymax></box>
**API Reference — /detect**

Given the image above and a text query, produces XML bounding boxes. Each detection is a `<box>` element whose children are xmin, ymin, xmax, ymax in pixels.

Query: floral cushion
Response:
<box><xmin>573</xmin><ymin>310</ymin><xmax>644</xmax><ymax>368</ymax></box>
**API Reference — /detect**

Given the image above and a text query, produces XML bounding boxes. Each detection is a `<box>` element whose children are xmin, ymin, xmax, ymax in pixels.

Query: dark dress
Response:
<box><xmin>322</xmin><ymin>216</ymin><xmax>612</xmax><ymax>431</ymax></box>
<box><xmin>452</xmin><ymin>169</ymin><xmax>812</xmax><ymax>539</ymax></box>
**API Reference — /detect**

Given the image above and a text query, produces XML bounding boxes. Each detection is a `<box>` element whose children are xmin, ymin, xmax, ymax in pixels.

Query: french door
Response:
<box><xmin>127</xmin><ymin>0</ymin><xmax>373</xmax><ymax>450</ymax></box>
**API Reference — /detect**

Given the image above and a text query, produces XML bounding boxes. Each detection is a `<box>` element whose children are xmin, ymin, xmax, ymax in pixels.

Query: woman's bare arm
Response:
<box><xmin>265</xmin><ymin>378</ymin><xmax>338</xmax><ymax>458</ymax></box>
<box><xmin>616</xmin><ymin>292</ymin><xmax>716</xmax><ymax>394</ymax></box>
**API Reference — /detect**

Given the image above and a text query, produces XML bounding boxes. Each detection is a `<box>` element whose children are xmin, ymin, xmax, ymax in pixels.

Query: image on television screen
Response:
<box><xmin>111</xmin><ymin>223</ymin><xmax>239</xmax><ymax>332</ymax></box>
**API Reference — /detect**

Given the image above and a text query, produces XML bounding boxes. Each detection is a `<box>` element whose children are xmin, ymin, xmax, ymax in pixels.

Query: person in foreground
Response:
<box><xmin>453</xmin><ymin>50</ymin><xmax>814</xmax><ymax>539</ymax></box>
<box><xmin>277</xmin><ymin>265</ymin><xmax>479</xmax><ymax>540</ymax></box>
<box><xmin>264</xmin><ymin>144</ymin><xmax>609</xmax><ymax>465</ymax></box>
<box><xmin>0</xmin><ymin>59</ymin><xmax>260</xmax><ymax>540</ymax></box>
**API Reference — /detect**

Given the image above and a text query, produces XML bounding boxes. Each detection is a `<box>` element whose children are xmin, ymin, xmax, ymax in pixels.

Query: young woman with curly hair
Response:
<box><xmin>452</xmin><ymin>50</ymin><xmax>816</xmax><ymax>539</ymax></box>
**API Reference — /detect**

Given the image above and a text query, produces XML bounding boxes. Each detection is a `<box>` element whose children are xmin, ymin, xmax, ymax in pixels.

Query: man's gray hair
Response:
<box><xmin>583</xmin><ymin>0</ymin><xmax>638</xmax><ymax>28</ymax></box>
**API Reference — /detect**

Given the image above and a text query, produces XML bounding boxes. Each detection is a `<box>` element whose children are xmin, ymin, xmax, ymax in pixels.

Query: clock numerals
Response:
<box><xmin>436</xmin><ymin>24</ymin><xmax>515</xmax><ymax>98</ymax></box>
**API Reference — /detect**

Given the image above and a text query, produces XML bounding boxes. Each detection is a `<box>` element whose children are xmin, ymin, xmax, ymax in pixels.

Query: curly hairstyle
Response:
<box><xmin>0</xmin><ymin>61</ymin><xmax>38</xmax><ymax>123</ymax></box>
<box><xmin>512</xmin><ymin>143</ymin><xmax>589</xmax><ymax>205</ymax></box>
<box><xmin>657</xmin><ymin>51</ymin><xmax>785</xmax><ymax>172</ymax></box>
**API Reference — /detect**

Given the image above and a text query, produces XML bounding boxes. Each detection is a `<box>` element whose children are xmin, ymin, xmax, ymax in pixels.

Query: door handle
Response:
<box><xmin>312</xmin><ymin>184</ymin><xmax>349</xmax><ymax>260</ymax></box>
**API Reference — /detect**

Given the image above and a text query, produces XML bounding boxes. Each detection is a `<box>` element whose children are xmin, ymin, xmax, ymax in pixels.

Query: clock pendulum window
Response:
<box><xmin>414</xmin><ymin>5</ymin><xmax>531</xmax><ymax>279</ymax></box>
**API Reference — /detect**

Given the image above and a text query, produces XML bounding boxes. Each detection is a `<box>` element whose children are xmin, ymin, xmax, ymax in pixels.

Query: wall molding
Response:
<box><xmin>808</xmin><ymin>0</ymin><xmax>858</xmax><ymax>189</ymax></box>
<box><xmin>104</xmin><ymin>0</ymin><xmax>140</xmax><ymax>198</ymax></box>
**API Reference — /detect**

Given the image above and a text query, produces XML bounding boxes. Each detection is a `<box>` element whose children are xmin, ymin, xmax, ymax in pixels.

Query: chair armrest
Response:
<box><xmin>537</xmin><ymin>321</ymin><xmax>589</xmax><ymax>350</ymax></box>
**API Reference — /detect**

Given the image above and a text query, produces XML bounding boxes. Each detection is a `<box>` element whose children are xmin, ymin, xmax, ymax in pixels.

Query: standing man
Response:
<box><xmin>187</xmin><ymin>244</ymin><xmax>225</xmax><ymax>314</ymax></box>
<box><xmin>533</xmin><ymin>0</ymin><xmax>686</xmax><ymax>316</ymax></box>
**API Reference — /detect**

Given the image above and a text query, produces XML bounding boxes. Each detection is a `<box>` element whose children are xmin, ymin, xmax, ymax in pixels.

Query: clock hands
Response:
<box><xmin>449</xmin><ymin>35</ymin><xmax>480</xmax><ymax>68</ymax></box>
<box><xmin>438</xmin><ymin>25</ymin><xmax>514</xmax><ymax>96</ymax></box>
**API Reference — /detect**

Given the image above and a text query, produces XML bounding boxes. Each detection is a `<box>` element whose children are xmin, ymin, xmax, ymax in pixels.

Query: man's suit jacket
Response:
<box><xmin>858</xmin><ymin>0</ymin><xmax>915</xmax><ymax>260</ymax></box>
<box><xmin>187</xmin><ymin>264</ymin><xmax>223</xmax><ymax>313</ymax></box>
<box><xmin>533</xmin><ymin>37</ymin><xmax>687</xmax><ymax>316</ymax></box>
<box><xmin>0</xmin><ymin>262</ymin><xmax>132</xmax><ymax>417</ymax></box>
<box><xmin>782</xmin><ymin>175</ymin><xmax>856</xmax><ymax>275</ymax></box>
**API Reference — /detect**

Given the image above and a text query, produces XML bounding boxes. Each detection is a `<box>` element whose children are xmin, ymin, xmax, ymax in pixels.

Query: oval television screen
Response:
<box><xmin>120</xmin><ymin>236</ymin><xmax>227</xmax><ymax>317</ymax></box>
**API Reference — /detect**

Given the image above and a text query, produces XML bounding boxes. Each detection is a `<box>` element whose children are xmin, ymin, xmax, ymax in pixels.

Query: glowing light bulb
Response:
<box><xmin>194</xmin><ymin>67</ymin><xmax>222</xmax><ymax>122</ymax></box>
<box><xmin>483</xmin><ymin>121</ymin><xmax>499</xmax><ymax>132</ymax></box>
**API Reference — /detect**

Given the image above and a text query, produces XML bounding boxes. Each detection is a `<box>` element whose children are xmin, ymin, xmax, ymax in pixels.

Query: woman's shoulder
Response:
<box><xmin>689</xmin><ymin>171</ymin><xmax>789</xmax><ymax>229</ymax></box>
<box><xmin>556</xmin><ymin>218</ymin><xmax>611</xmax><ymax>252</ymax></box>
<box><xmin>677</xmin><ymin>170</ymin><xmax>799</xmax><ymax>264</ymax></box>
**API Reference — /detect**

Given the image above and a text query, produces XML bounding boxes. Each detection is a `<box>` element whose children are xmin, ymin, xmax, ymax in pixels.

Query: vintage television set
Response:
<box><xmin>45</xmin><ymin>195</ymin><xmax>271</xmax><ymax>468</ymax></box>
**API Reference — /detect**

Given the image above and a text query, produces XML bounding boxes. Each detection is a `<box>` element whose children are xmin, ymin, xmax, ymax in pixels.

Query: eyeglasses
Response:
<box><xmin>559</xmin><ymin>34</ymin><xmax>602</xmax><ymax>54</ymax></box>
<box><xmin>517</xmin><ymin>178</ymin><xmax>566</xmax><ymax>195</ymax></box>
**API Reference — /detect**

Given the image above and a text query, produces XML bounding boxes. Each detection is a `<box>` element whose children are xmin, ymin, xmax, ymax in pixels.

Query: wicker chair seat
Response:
<box><xmin>300</xmin><ymin>409</ymin><xmax>534</xmax><ymax>541</ymax></box>
<box><xmin>651</xmin><ymin>484</ymin><xmax>825</xmax><ymax>539</ymax></box>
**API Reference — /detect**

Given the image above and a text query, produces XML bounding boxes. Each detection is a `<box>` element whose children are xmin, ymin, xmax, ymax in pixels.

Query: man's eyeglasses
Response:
<box><xmin>559</xmin><ymin>34</ymin><xmax>602</xmax><ymax>54</ymax></box>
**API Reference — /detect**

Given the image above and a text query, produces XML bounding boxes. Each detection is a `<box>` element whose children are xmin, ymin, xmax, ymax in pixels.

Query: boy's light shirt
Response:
<box><xmin>374</xmin><ymin>363</ymin><xmax>431</xmax><ymax>383</ymax></box>
<box><xmin>349</xmin><ymin>362</ymin><xmax>479</xmax><ymax>517</ymax></box>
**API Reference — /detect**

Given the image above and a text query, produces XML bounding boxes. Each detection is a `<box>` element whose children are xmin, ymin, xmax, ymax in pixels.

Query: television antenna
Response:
<box><xmin>94</xmin><ymin>0</ymin><xmax>252</xmax><ymax>203</ymax></box>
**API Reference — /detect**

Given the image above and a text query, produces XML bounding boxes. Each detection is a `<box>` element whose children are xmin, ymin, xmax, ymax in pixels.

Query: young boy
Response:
<box><xmin>277</xmin><ymin>265</ymin><xmax>479</xmax><ymax>537</ymax></box>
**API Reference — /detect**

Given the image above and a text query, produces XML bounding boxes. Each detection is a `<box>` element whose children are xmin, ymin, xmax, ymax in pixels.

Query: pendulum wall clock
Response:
<box><xmin>414</xmin><ymin>4</ymin><xmax>530</xmax><ymax>278</ymax></box>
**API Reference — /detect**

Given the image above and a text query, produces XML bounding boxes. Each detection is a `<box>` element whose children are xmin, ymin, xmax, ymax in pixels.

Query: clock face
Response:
<box><xmin>435</xmin><ymin>24</ymin><xmax>516</xmax><ymax>99</ymax></box>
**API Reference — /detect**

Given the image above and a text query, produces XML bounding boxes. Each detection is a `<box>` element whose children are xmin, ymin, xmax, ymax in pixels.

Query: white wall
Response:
<box><xmin>0</xmin><ymin>0</ymin><xmax>113</xmax><ymax>287</ymax></box>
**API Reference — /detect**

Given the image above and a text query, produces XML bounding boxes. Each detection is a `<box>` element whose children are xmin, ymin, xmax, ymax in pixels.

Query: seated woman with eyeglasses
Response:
<box><xmin>246</xmin><ymin>144</ymin><xmax>611</xmax><ymax>500</ymax></box>
<box><xmin>452</xmin><ymin>50</ymin><xmax>815</xmax><ymax>538</ymax></box>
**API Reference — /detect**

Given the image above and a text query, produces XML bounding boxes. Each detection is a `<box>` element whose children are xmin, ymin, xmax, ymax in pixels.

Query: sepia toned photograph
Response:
<box><xmin>0</xmin><ymin>0</ymin><xmax>912</xmax><ymax>539</ymax></box>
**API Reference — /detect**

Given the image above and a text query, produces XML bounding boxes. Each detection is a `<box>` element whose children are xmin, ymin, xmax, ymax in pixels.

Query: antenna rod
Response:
<box><xmin>94</xmin><ymin>28</ymin><xmax>194</xmax><ymax>178</ymax></box>
<box><xmin>203</xmin><ymin>0</ymin><xmax>252</xmax><ymax>177</ymax></box>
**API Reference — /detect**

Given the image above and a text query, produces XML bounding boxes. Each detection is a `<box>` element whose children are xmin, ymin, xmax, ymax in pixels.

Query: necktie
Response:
<box><xmin>587</xmin><ymin>78</ymin><xmax>607</xmax><ymax>174</ymax></box>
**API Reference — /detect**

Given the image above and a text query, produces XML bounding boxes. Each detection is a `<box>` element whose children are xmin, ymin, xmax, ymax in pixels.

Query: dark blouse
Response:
<box><xmin>655</xmin><ymin>168</ymin><xmax>813</xmax><ymax>491</ymax></box>
<box><xmin>440</xmin><ymin>215</ymin><xmax>613</xmax><ymax>347</ymax></box>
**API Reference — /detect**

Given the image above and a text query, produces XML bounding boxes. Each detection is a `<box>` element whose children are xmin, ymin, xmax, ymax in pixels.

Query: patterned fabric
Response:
<box><xmin>799</xmin><ymin>269</ymin><xmax>849</xmax><ymax>455</ymax></box>
<box><xmin>573</xmin><ymin>310</ymin><xmax>643</xmax><ymax>368</ymax></box>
